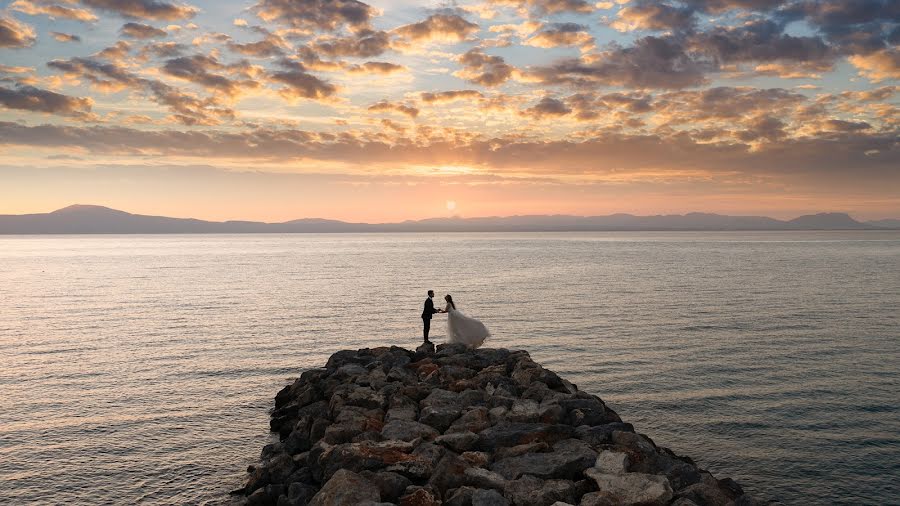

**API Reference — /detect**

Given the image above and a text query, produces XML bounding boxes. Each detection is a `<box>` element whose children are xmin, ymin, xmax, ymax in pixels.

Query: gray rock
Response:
<box><xmin>382</xmin><ymin>420</ymin><xmax>439</xmax><ymax>442</ymax></box>
<box><xmin>282</xmin><ymin>482</ymin><xmax>317</xmax><ymax>506</ymax></box>
<box><xmin>464</xmin><ymin>467</ymin><xmax>508</xmax><ymax>491</ymax></box>
<box><xmin>446</xmin><ymin>486</ymin><xmax>476</xmax><ymax>506</ymax></box>
<box><xmin>490</xmin><ymin>439</ymin><xmax>596</xmax><ymax>480</ymax></box>
<box><xmin>436</xmin><ymin>431</ymin><xmax>480</xmax><ymax>452</ymax></box>
<box><xmin>448</xmin><ymin>407</ymin><xmax>492</xmax><ymax>434</ymax></box>
<box><xmin>582</xmin><ymin>469</ymin><xmax>673</xmax><ymax>506</ymax></box>
<box><xmin>594</xmin><ymin>451</ymin><xmax>629</xmax><ymax>474</ymax></box>
<box><xmin>308</xmin><ymin>469</ymin><xmax>380</xmax><ymax>506</ymax></box>
<box><xmin>674</xmin><ymin>472</ymin><xmax>735</xmax><ymax>506</ymax></box>
<box><xmin>503</xmin><ymin>475</ymin><xmax>577</xmax><ymax>506</ymax></box>
<box><xmin>415</xmin><ymin>341</ymin><xmax>436</xmax><ymax>356</ymax></box>
<box><xmin>429</xmin><ymin>453</ymin><xmax>471</xmax><ymax>497</ymax></box>
<box><xmin>472</xmin><ymin>489</ymin><xmax>509</xmax><ymax>506</ymax></box>
<box><xmin>419</xmin><ymin>389</ymin><xmax>463</xmax><ymax>432</ymax></box>
<box><xmin>386</xmin><ymin>406</ymin><xmax>418</xmax><ymax>422</ymax></box>
<box><xmin>477</xmin><ymin>423</ymin><xmax>575</xmax><ymax>451</ymax></box>
<box><xmin>362</xmin><ymin>471</ymin><xmax>412</xmax><ymax>503</ymax></box>
<box><xmin>574</xmin><ymin>423</ymin><xmax>633</xmax><ymax>446</ymax></box>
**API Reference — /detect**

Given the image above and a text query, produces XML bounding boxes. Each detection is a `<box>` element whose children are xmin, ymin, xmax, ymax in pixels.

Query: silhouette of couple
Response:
<box><xmin>421</xmin><ymin>290</ymin><xmax>490</xmax><ymax>349</ymax></box>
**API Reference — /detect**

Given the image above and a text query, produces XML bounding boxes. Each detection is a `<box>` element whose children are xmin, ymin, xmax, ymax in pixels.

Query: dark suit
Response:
<box><xmin>422</xmin><ymin>297</ymin><xmax>438</xmax><ymax>341</ymax></box>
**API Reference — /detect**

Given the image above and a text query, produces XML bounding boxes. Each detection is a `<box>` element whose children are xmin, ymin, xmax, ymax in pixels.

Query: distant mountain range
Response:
<box><xmin>0</xmin><ymin>205</ymin><xmax>897</xmax><ymax>234</ymax></box>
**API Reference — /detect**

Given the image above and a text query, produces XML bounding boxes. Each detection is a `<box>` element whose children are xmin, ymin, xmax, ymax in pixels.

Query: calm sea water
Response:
<box><xmin>0</xmin><ymin>232</ymin><xmax>898</xmax><ymax>505</ymax></box>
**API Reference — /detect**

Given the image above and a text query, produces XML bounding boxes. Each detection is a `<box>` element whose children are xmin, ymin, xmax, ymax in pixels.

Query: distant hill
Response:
<box><xmin>0</xmin><ymin>205</ymin><xmax>895</xmax><ymax>234</ymax></box>
<box><xmin>866</xmin><ymin>218</ymin><xmax>900</xmax><ymax>229</ymax></box>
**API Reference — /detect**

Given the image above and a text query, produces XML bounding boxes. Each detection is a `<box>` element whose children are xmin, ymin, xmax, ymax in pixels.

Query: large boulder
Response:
<box><xmin>583</xmin><ymin>469</ymin><xmax>673</xmax><ymax>506</ymax></box>
<box><xmin>477</xmin><ymin>423</ymin><xmax>575</xmax><ymax>451</ymax></box>
<box><xmin>308</xmin><ymin>469</ymin><xmax>380</xmax><ymax>506</ymax></box>
<box><xmin>503</xmin><ymin>475</ymin><xmax>578</xmax><ymax>506</ymax></box>
<box><xmin>490</xmin><ymin>439</ymin><xmax>597</xmax><ymax>480</ymax></box>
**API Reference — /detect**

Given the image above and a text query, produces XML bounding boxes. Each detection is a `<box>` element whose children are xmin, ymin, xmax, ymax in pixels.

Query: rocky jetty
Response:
<box><xmin>241</xmin><ymin>343</ymin><xmax>763</xmax><ymax>506</ymax></box>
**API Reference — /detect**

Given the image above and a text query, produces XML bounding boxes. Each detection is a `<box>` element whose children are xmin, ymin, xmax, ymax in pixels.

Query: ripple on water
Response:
<box><xmin>0</xmin><ymin>231</ymin><xmax>898</xmax><ymax>505</ymax></box>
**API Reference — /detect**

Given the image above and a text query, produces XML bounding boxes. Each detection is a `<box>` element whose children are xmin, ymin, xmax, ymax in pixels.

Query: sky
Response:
<box><xmin>0</xmin><ymin>0</ymin><xmax>898</xmax><ymax>222</ymax></box>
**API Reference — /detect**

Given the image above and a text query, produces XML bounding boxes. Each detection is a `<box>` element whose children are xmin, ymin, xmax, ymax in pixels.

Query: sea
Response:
<box><xmin>0</xmin><ymin>232</ymin><xmax>897</xmax><ymax>505</ymax></box>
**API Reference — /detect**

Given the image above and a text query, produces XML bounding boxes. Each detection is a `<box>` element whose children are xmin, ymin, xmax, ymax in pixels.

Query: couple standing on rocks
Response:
<box><xmin>422</xmin><ymin>290</ymin><xmax>491</xmax><ymax>349</ymax></box>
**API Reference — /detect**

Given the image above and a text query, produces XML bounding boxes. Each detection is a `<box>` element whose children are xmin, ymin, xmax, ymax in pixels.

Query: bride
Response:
<box><xmin>443</xmin><ymin>294</ymin><xmax>490</xmax><ymax>348</ymax></box>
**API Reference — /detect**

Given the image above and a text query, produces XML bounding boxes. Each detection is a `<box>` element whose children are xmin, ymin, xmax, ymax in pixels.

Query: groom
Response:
<box><xmin>422</xmin><ymin>290</ymin><xmax>444</xmax><ymax>343</ymax></box>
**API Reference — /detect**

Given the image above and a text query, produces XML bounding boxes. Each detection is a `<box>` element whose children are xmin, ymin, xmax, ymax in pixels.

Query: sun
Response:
<box><xmin>446</xmin><ymin>200</ymin><xmax>457</xmax><ymax>212</ymax></box>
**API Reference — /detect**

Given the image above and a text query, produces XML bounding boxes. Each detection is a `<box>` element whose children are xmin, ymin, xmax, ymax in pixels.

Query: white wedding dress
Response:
<box><xmin>445</xmin><ymin>302</ymin><xmax>490</xmax><ymax>348</ymax></box>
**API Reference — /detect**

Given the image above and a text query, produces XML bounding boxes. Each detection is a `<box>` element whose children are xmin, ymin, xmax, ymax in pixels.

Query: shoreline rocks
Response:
<box><xmin>241</xmin><ymin>344</ymin><xmax>765</xmax><ymax>506</ymax></box>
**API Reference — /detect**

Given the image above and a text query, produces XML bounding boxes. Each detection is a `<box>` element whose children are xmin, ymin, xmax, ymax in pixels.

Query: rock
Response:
<box><xmin>503</xmin><ymin>475</ymin><xmax>577</xmax><ymax>506</ymax></box>
<box><xmin>248</xmin><ymin>347</ymin><xmax>761</xmax><ymax>506</ymax></box>
<box><xmin>282</xmin><ymin>482</ymin><xmax>317</xmax><ymax>506</ymax></box>
<box><xmin>386</xmin><ymin>406</ymin><xmax>418</xmax><ymax>422</ymax></box>
<box><xmin>494</xmin><ymin>442</ymin><xmax>548</xmax><ymax>461</ymax></box>
<box><xmin>464</xmin><ymin>467</ymin><xmax>508</xmax><ymax>491</ymax></box>
<box><xmin>477</xmin><ymin>423</ymin><xmax>575</xmax><ymax>451</ymax></box>
<box><xmin>446</xmin><ymin>486</ymin><xmax>476</xmax><ymax>506</ymax></box>
<box><xmin>448</xmin><ymin>407</ymin><xmax>492</xmax><ymax>434</ymax></box>
<box><xmin>472</xmin><ymin>489</ymin><xmax>509</xmax><ymax>506</ymax></box>
<box><xmin>574</xmin><ymin>423</ymin><xmax>634</xmax><ymax>446</ymax></box>
<box><xmin>416</xmin><ymin>341</ymin><xmax>436</xmax><ymax>356</ymax></box>
<box><xmin>436</xmin><ymin>431</ymin><xmax>479</xmax><ymax>452</ymax></box>
<box><xmin>420</xmin><ymin>389</ymin><xmax>463</xmax><ymax>432</ymax></box>
<box><xmin>362</xmin><ymin>471</ymin><xmax>412</xmax><ymax>503</ymax></box>
<box><xmin>382</xmin><ymin>419</ymin><xmax>439</xmax><ymax>441</ymax></box>
<box><xmin>594</xmin><ymin>451</ymin><xmax>629</xmax><ymax>474</ymax></box>
<box><xmin>308</xmin><ymin>469</ymin><xmax>380</xmax><ymax>506</ymax></box>
<box><xmin>461</xmin><ymin>451</ymin><xmax>491</xmax><ymax>468</ymax></box>
<box><xmin>399</xmin><ymin>486</ymin><xmax>441</xmax><ymax>506</ymax></box>
<box><xmin>316</xmin><ymin>440</ymin><xmax>418</xmax><ymax>481</ymax></box>
<box><xmin>429</xmin><ymin>453</ymin><xmax>471</xmax><ymax>497</ymax></box>
<box><xmin>490</xmin><ymin>439</ymin><xmax>596</xmax><ymax>480</ymax></box>
<box><xmin>673</xmin><ymin>472</ymin><xmax>737</xmax><ymax>506</ymax></box>
<box><xmin>583</xmin><ymin>469</ymin><xmax>673</xmax><ymax>506</ymax></box>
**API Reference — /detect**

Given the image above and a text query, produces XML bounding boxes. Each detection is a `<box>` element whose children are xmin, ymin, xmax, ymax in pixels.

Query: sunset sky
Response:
<box><xmin>0</xmin><ymin>0</ymin><xmax>897</xmax><ymax>222</ymax></box>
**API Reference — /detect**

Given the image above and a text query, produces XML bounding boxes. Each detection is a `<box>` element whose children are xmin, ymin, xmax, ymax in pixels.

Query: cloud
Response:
<box><xmin>455</xmin><ymin>48</ymin><xmax>516</xmax><ymax>86</ymax></box>
<box><xmin>489</xmin><ymin>0</ymin><xmax>595</xmax><ymax>16</ymax></box>
<box><xmin>525</xmin><ymin>23</ymin><xmax>594</xmax><ymax>50</ymax></box>
<box><xmin>80</xmin><ymin>0</ymin><xmax>197</xmax><ymax>21</ymax></box>
<box><xmin>611</xmin><ymin>1</ymin><xmax>696</xmax><ymax>32</ymax></box>
<box><xmin>368</xmin><ymin>100</ymin><xmax>419</xmax><ymax>118</ymax></box>
<box><xmin>252</xmin><ymin>0</ymin><xmax>374</xmax><ymax>31</ymax></box>
<box><xmin>682</xmin><ymin>0</ymin><xmax>786</xmax><ymax>13</ymax></box>
<box><xmin>51</xmin><ymin>31</ymin><xmax>82</xmax><ymax>43</ymax></box>
<box><xmin>10</xmin><ymin>0</ymin><xmax>98</xmax><ymax>22</ymax></box>
<box><xmin>0</xmin><ymin>84</ymin><xmax>93</xmax><ymax>118</ymax></box>
<box><xmin>1</xmin><ymin>121</ymin><xmax>895</xmax><ymax>182</ymax></box>
<box><xmin>161</xmin><ymin>55</ymin><xmax>258</xmax><ymax>96</ymax></box>
<box><xmin>521</xmin><ymin>96</ymin><xmax>572</xmax><ymax>119</ymax></box>
<box><xmin>849</xmin><ymin>48</ymin><xmax>900</xmax><ymax>82</ymax></box>
<box><xmin>312</xmin><ymin>30</ymin><xmax>391</xmax><ymax>58</ymax></box>
<box><xmin>393</xmin><ymin>14</ymin><xmax>479</xmax><ymax>44</ymax></box>
<box><xmin>347</xmin><ymin>62</ymin><xmax>406</xmax><ymax>75</ymax></box>
<box><xmin>0</xmin><ymin>15</ymin><xmax>36</xmax><ymax>49</ymax></box>
<box><xmin>47</xmin><ymin>56</ymin><xmax>234</xmax><ymax>124</ymax></box>
<box><xmin>120</xmin><ymin>22</ymin><xmax>168</xmax><ymax>39</ymax></box>
<box><xmin>269</xmin><ymin>60</ymin><xmax>337</xmax><ymax>101</ymax></box>
<box><xmin>420</xmin><ymin>90</ymin><xmax>484</xmax><ymax>103</ymax></box>
<box><xmin>227</xmin><ymin>34</ymin><xmax>286</xmax><ymax>57</ymax></box>
<box><xmin>139</xmin><ymin>41</ymin><xmax>187</xmax><ymax>59</ymax></box>
<box><xmin>689</xmin><ymin>19</ymin><xmax>833</xmax><ymax>65</ymax></box>
<box><xmin>527</xmin><ymin>36</ymin><xmax>708</xmax><ymax>89</ymax></box>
